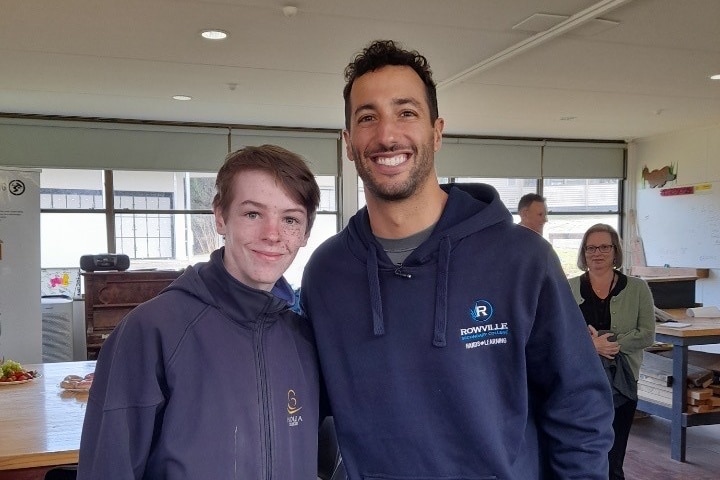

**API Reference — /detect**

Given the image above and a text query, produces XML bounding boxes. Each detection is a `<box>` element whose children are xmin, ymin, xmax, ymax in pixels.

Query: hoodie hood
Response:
<box><xmin>346</xmin><ymin>183</ymin><xmax>513</xmax><ymax>347</ymax></box>
<box><xmin>163</xmin><ymin>247</ymin><xmax>296</xmax><ymax>325</ymax></box>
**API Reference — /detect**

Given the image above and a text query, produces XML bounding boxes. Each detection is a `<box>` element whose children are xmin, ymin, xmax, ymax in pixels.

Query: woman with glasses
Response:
<box><xmin>568</xmin><ymin>223</ymin><xmax>656</xmax><ymax>480</ymax></box>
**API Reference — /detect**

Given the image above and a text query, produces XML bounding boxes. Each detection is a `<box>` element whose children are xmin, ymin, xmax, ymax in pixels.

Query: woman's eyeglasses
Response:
<box><xmin>584</xmin><ymin>244</ymin><xmax>615</xmax><ymax>254</ymax></box>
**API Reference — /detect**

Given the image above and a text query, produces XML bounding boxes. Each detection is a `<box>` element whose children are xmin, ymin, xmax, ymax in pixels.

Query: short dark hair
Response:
<box><xmin>577</xmin><ymin>223</ymin><xmax>624</xmax><ymax>271</ymax></box>
<box><xmin>343</xmin><ymin>39</ymin><xmax>438</xmax><ymax>129</ymax></box>
<box><xmin>213</xmin><ymin>145</ymin><xmax>320</xmax><ymax>233</ymax></box>
<box><xmin>518</xmin><ymin>193</ymin><xmax>546</xmax><ymax>212</ymax></box>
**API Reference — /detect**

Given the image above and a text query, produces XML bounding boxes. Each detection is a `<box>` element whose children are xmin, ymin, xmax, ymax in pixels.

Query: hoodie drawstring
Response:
<box><xmin>367</xmin><ymin>243</ymin><xmax>385</xmax><ymax>336</ymax></box>
<box><xmin>367</xmin><ymin>238</ymin><xmax>451</xmax><ymax>347</ymax></box>
<box><xmin>433</xmin><ymin>236</ymin><xmax>451</xmax><ymax>347</ymax></box>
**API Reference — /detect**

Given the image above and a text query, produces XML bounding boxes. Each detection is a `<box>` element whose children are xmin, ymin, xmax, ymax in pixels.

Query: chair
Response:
<box><xmin>44</xmin><ymin>466</ymin><xmax>77</xmax><ymax>480</ymax></box>
<box><xmin>318</xmin><ymin>416</ymin><xmax>346</xmax><ymax>480</ymax></box>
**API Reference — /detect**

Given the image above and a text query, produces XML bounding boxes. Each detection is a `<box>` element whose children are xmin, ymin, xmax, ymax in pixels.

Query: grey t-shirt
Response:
<box><xmin>375</xmin><ymin>224</ymin><xmax>435</xmax><ymax>265</ymax></box>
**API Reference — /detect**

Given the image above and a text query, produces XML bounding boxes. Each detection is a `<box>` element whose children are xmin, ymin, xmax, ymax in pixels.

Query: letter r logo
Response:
<box><xmin>469</xmin><ymin>300</ymin><xmax>494</xmax><ymax>322</ymax></box>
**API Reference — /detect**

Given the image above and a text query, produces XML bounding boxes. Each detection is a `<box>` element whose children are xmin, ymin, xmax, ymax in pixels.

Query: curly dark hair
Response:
<box><xmin>342</xmin><ymin>39</ymin><xmax>438</xmax><ymax>129</ymax></box>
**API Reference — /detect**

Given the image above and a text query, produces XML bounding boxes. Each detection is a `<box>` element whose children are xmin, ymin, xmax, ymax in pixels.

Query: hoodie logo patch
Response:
<box><xmin>469</xmin><ymin>300</ymin><xmax>493</xmax><ymax>322</ymax></box>
<box><xmin>287</xmin><ymin>389</ymin><xmax>303</xmax><ymax>427</ymax></box>
<box><xmin>460</xmin><ymin>300</ymin><xmax>509</xmax><ymax>349</ymax></box>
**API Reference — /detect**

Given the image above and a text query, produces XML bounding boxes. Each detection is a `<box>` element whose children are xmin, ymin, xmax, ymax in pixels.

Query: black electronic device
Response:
<box><xmin>80</xmin><ymin>254</ymin><xmax>130</xmax><ymax>272</ymax></box>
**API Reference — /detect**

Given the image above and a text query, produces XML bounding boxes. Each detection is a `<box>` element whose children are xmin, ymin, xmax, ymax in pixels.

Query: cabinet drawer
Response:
<box><xmin>93</xmin><ymin>279</ymin><xmax>174</xmax><ymax>305</ymax></box>
<box><xmin>91</xmin><ymin>307</ymin><xmax>134</xmax><ymax>330</ymax></box>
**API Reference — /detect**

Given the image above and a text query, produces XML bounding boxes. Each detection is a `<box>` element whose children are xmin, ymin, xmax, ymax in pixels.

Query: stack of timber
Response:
<box><xmin>638</xmin><ymin>351</ymin><xmax>719</xmax><ymax>412</ymax></box>
<box><xmin>686</xmin><ymin>386</ymin><xmax>720</xmax><ymax>413</ymax></box>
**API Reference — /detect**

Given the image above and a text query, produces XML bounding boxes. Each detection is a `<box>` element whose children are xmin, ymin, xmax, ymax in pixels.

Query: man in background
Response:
<box><xmin>518</xmin><ymin>192</ymin><xmax>548</xmax><ymax>234</ymax></box>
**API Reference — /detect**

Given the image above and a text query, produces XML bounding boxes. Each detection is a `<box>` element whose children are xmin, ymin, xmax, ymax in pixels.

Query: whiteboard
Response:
<box><xmin>636</xmin><ymin>183</ymin><xmax>720</xmax><ymax>268</ymax></box>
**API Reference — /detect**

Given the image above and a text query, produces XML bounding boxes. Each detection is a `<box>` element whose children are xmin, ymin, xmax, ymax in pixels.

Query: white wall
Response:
<box><xmin>628</xmin><ymin>123</ymin><xmax>720</xmax><ymax>309</ymax></box>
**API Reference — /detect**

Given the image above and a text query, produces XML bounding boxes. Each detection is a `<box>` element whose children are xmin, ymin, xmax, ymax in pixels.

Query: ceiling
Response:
<box><xmin>2</xmin><ymin>0</ymin><xmax>719</xmax><ymax>142</ymax></box>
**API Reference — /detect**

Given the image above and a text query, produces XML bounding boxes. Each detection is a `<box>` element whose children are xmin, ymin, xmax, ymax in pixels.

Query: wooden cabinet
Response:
<box><xmin>83</xmin><ymin>270</ymin><xmax>183</xmax><ymax>359</ymax></box>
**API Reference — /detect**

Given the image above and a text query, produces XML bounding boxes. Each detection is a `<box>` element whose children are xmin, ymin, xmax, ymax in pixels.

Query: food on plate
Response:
<box><xmin>61</xmin><ymin>373</ymin><xmax>94</xmax><ymax>390</ymax></box>
<box><xmin>60</xmin><ymin>375</ymin><xmax>83</xmax><ymax>389</ymax></box>
<box><xmin>0</xmin><ymin>359</ymin><xmax>39</xmax><ymax>382</ymax></box>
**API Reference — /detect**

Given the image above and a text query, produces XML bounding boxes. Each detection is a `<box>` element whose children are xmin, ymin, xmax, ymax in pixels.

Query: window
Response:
<box><xmin>543</xmin><ymin>178</ymin><xmax>621</xmax><ymax>277</ymax></box>
<box><xmin>544</xmin><ymin>179</ymin><xmax>619</xmax><ymax>212</ymax></box>
<box><xmin>453</xmin><ymin>178</ymin><xmax>538</xmax><ymax>212</ymax></box>
<box><xmin>40</xmin><ymin>169</ymin><xmax>107</xmax><ymax>269</ymax></box>
<box><xmin>291</xmin><ymin>175</ymin><xmax>339</xmax><ymax>287</ymax></box>
<box><xmin>115</xmin><ymin>191</ymin><xmax>174</xmax><ymax>259</ymax></box>
<box><xmin>40</xmin><ymin>169</ymin><xmax>339</xmax><ymax>289</ymax></box>
<box><xmin>40</xmin><ymin>188</ymin><xmax>103</xmax><ymax>209</ymax></box>
<box><xmin>545</xmin><ymin>214</ymin><xmax>620</xmax><ymax>277</ymax></box>
<box><xmin>448</xmin><ymin>177</ymin><xmax>622</xmax><ymax>277</ymax></box>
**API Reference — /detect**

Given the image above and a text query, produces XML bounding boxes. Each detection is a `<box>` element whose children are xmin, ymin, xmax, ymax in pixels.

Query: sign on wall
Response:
<box><xmin>0</xmin><ymin>167</ymin><xmax>41</xmax><ymax>363</ymax></box>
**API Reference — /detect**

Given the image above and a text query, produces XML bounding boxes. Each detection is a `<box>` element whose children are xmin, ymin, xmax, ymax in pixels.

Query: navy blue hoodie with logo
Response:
<box><xmin>301</xmin><ymin>184</ymin><xmax>614</xmax><ymax>480</ymax></box>
<box><xmin>78</xmin><ymin>248</ymin><xmax>321</xmax><ymax>480</ymax></box>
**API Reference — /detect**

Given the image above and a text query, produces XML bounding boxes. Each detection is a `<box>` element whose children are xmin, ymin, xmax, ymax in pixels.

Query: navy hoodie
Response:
<box><xmin>301</xmin><ymin>184</ymin><xmax>614</xmax><ymax>480</ymax></box>
<box><xmin>78</xmin><ymin>248</ymin><xmax>321</xmax><ymax>480</ymax></box>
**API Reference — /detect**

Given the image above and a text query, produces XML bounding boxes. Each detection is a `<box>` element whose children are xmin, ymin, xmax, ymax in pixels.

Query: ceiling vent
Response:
<box><xmin>513</xmin><ymin>13</ymin><xmax>619</xmax><ymax>36</ymax></box>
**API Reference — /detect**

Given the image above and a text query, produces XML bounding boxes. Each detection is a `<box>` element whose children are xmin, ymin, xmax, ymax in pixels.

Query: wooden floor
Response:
<box><xmin>624</xmin><ymin>414</ymin><xmax>720</xmax><ymax>479</ymax></box>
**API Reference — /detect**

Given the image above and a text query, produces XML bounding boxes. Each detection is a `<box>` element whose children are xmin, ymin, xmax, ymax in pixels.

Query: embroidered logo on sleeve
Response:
<box><xmin>460</xmin><ymin>300</ymin><xmax>509</xmax><ymax>349</ymax></box>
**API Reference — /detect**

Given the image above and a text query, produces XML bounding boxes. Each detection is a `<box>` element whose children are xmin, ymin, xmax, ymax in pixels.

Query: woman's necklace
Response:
<box><xmin>591</xmin><ymin>271</ymin><xmax>616</xmax><ymax>299</ymax></box>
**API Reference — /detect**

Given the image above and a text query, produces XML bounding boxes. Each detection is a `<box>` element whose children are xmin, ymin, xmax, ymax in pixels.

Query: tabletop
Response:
<box><xmin>0</xmin><ymin>361</ymin><xmax>96</xmax><ymax>471</ymax></box>
<box><xmin>655</xmin><ymin>309</ymin><xmax>720</xmax><ymax>338</ymax></box>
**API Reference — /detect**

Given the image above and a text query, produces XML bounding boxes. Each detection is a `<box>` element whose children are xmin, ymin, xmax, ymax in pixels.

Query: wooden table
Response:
<box><xmin>637</xmin><ymin>309</ymin><xmax>720</xmax><ymax>462</ymax></box>
<box><xmin>0</xmin><ymin>361</ymin><xmax>96</xmax><ymax>479</ymax></box>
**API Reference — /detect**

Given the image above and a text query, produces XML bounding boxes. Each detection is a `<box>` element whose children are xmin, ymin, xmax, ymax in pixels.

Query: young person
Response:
<box><xmin>518</xmin><ymin>192</ymin><xmax>548</xmax><ymax>234</ymax></box>
<box><xmin>78</xmin><ymin>145</ymin><xmax>321</xmax><ymax>479</ymax></box>
<box><xmin>301</xmin><ymin>39</ymin><xmax>614</xmax><ymax>480</ymax></box>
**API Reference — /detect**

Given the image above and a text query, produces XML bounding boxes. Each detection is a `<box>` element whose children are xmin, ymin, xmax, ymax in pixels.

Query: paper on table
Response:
<box><xmin>686</xmin><ymin>306</ymin><xmax>720</xmax><ymax>317</ymax></box>
<box><xmin>663</xmin><ymin>322</ymin><xmax>692</xmax><ymax>328</ymax></box>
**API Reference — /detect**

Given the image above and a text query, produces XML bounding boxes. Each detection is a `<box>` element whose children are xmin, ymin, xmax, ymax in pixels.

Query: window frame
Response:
<box><xmin>40</xmin><ymin>169</ymin><xmax>340</xmax><ymax>284</ymax></box>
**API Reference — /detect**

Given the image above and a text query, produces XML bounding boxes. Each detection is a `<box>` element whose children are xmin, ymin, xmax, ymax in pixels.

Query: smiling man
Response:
<box><xmin>301</xmin><ymin>40</ymin><xmax>614</xmax><ymax>480</ymax></box>
<box><xmin>78</xmin><ymin>145</ymin><xmax>322</xmax><ymax>480</ymax></box>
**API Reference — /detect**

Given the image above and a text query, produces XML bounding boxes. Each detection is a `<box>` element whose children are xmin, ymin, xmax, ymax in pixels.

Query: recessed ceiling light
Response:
<box><xmin>172</xmin><ymin>95</ymin><xmax>192</xmax><ymax>101</ymax></box>
<box><xmin>711</xmin><ymin>74</ymin><xmax>720</xmax><ymax>80</ymax></box>
<box><xmin>282</xmin><ymin>6</ymin><xmax>298</xmax><ymax>17</ymax></box>
<box><xmin>200</xmin><ymin>29</ymin><xmax>228</xmax><ymax>40</ymax></box>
